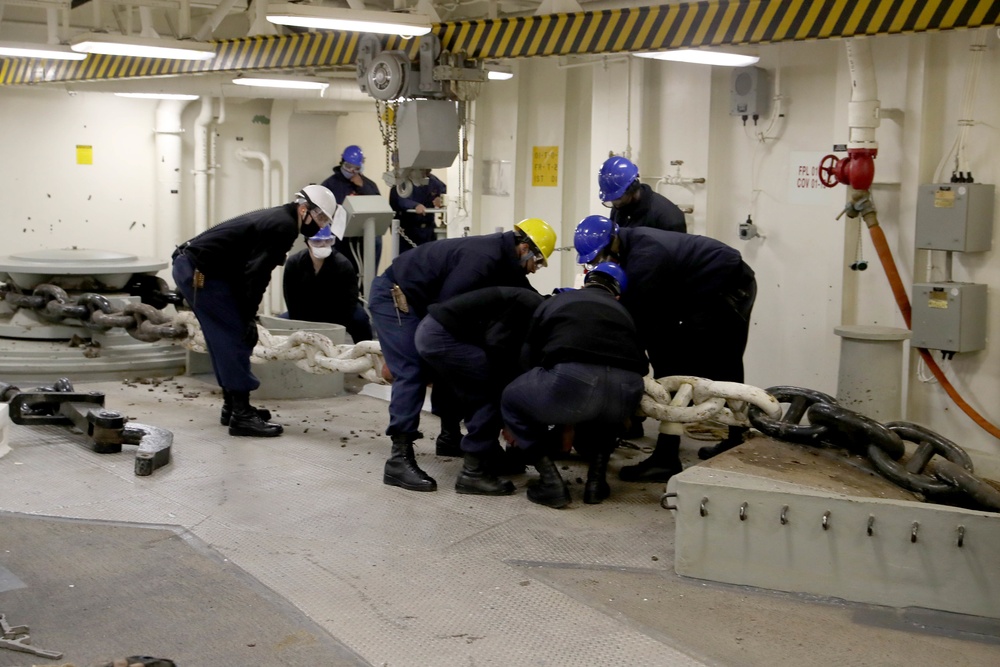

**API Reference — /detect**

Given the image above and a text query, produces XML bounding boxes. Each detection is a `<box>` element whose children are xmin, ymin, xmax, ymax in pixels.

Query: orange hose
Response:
<box><xmin>865</xmin><ymin>219</ymin><xmax>1000</xmax><ymax>440</ymax></box>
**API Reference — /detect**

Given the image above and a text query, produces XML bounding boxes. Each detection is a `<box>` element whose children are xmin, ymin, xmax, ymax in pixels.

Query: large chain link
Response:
<box><xmin>748</xmin><ymin>385</ymin><xmax>1000</xmax><ymax>511</ymax></box>
<box><xmin>639</xmin><ymin>375</ymin><xmax>782</xmax><ymax>426</ymax></box>
<box><xmin>171</xmin><ymin>312</ymin><xmax>384</xmax><ymax>383</ymax></box>
<box><xmin>3</xmin><ymin>282</ymin><xmax>187</xmax><ymax>342</ymax></box>
<box><xmin>3</xmin><ymin>282</ymin><xmax>385</xmax><ymax>380</ymax></box>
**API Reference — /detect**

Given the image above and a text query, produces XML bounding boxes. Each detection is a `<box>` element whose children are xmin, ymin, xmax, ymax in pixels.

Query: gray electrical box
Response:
<box><xmin>915</xmin><ymin>183</ymin><xmax>994</xmax><ymax>252</ymax></box>
<box><xmin>911</xmin><ymin>282</ymin><xmax>987</xmax><ymax>353</ymax></box>
<box><xmin>730</xmin><ymin>66</ymin><xmax>770</xmax><ymax>118</ymax></box>
<box><xmin>396</xmin><ymin>99</ymin><xmax>460</xmax><ymax>170</ymax></box>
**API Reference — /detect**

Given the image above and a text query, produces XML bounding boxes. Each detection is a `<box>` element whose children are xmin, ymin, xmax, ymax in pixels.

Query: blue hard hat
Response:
<box><xmin>598</xmin><ymin>156</ymin><xmax>639</xmax><ymax>202</ymax></box>
<box><xmin>585</xmin><ymin>261</ymin><xmax>628</xmax><ymax>296</ymax></box>
<box><xmin>341</xmin><ymin>145</ymin><xmax>365</xmax><ymax>166</ymax></box>
<box><xmin>309</xmin><ymin>225</ymin><xmax>335</xmax><ymax>243</ymax></box>
<box><xmin>574</xmin><ymin>214</ymin><xmax>618</xmax><ymax>264</ymax></box>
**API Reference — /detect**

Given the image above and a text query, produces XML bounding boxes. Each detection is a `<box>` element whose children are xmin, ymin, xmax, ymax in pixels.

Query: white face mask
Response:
<box><xmin>311</xmin><ymin>246</ymin><xmax>333</xmax><ymax>259</ymax></box>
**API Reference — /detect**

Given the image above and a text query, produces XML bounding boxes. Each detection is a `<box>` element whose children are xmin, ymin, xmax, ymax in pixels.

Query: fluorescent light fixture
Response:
<box><xmin>0</xmin><ymin>41</ymin><xmax>87</xmax><ymax>61</ymax></box>
<box><xmin>70</xmin><ymin>33</ymin><xmax>217</xmax><ymax>60</ymax></box>
<box><xmin>266</xmin><ymin>4</ymin><xmax>432</xmax><ymax>37</ymax></box>
<box><xmin>633</xmin><ymin>49</ymin><xmax>759</xmax><ymax>67</ymax></box>
<box><xmin>232</xmin><ymin>75</ymin><xmax>330</xmax><ymax>91</ymax></box>
<box><xmin>115</xmin><ymin>92</ymin><xmax>200</xmax><ymax>100</ymax></box>
<box><xmin>484</xmin><ymin>61</ymin><xmax>514</xmax><ymax>81</ymax></box>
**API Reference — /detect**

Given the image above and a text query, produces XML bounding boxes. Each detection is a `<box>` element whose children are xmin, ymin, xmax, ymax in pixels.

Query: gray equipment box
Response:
<box><xmin>915</xmin><ymin>183</ymin><xmax>994</xmax><ymax>252</ymax></box>
<box><xmin>396</xmin><ymin>99</ymin><xmax>460</xmax><ymax>169</ymax></box>
<box><xmin>911</xmin><ymin>282</ymin><xmax>987</xmax><ymax>353</ymax></box>
<box><xmin>730</xmin><ymin>66</ymin><xmax>770</xmax><ymax>118</ymax></box>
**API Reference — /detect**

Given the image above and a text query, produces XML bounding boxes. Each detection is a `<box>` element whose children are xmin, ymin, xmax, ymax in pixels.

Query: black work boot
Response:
<box><xmin>584</xmin><ymin>448</ymin><xmax>612</xmax><ymax>504</ymax></box>
<box><xmin>698</xmin><ymin>426</ymin><xmax>749</xmax><ymax>460</ymax></box>
<box><xmin>618</xmin><ymin>433</ymin><xmax>683</xmax><ymax>483</ymax></box>
<box><xmin>220</xmin><ymin>389</ymin><xmax>271</xmax><ymax>426</ymax></box>
<box><xmin>486</xmin><ymin>443</ymin><xmax>527</xmax><ymax>477</ymax></box>
<box><xmin>228</xmin><ymin>391</ymin><xmax>283</xmax><ymax>437</ymax></box>
<box><xmin>527</xmin><ymin>454</ymin><xmax>571</xmax><ymax>508</ymax></box>
<box><xmin>435</xmin><ymin>419</ymin><xmax>463</xmax><ymax>457</ymax></box>
<box><xmin>456</xmin><ymin>452</ymin><xmax>516</xmax><ymax>496</ymax></box>
<box><xmin>384</xmin><ymin>435</ymin><xmax>437</xmax><ymax>492</ymax></box>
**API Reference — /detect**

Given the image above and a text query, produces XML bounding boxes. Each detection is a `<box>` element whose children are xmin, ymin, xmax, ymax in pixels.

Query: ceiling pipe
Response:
<box><xmin>178</xmin><ymin>0</ymin><xmax>191</xmax><ymax>38</ymax></box>
<box><xmin>194</xmin><ymin>0</ymin><xmax>238</xmax><ymax>41</ymax></box>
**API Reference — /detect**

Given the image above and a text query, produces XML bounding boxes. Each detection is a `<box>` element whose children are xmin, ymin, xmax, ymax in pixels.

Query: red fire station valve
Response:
<box><xmin>818</xmin><ymin>149</ymin><xmax>877</xmax><ymax>190</ymax></box>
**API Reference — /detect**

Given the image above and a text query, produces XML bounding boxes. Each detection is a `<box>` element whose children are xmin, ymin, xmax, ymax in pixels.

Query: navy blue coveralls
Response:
<box><xmin>389</xmin><ymin>173</ymin><xmax>447</xmax><ymax>253</ymax></box>
<box><xmin>616</xmin><ymin>227</ymin><xmax>757</xmax><ymax>382</ymax></box>
<box><xmin>501</xmin><ymin>286</ymin><xmax>649</xmax><ymax>453</ymax></box>
<box><xmin>414</xmin><ymin>286</ymin><xmax>544</xmax><ymax>454</ymax></box>
<box><xmin>171</xmin><ymin>203</ymin><xmax>299</xmax><ymax>392</ymax></box>
<box><xmin>610</xmin><ymin>183</ymin><xmax>687</xmax><ymax>233</ymax></box>
<box><xmin>320</xmin><ymin>168</ymin><xmax>383</xmax><ymax>274</ymax></box>
<box><xmin>282</xmin><ymin>247</ymin><xmax>373</xmax><ymax>343</ymax></box>
<box><xmin>370</xmin><ymin>231</ymin><xmax>534</xmax><ymax>439</ymax></box>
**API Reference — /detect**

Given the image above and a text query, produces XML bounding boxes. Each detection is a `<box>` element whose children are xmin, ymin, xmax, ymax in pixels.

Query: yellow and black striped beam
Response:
<box><xmin>3</xmin><ymin>0</ymin><xmax>999</xmax><ymax>85</ymax></box>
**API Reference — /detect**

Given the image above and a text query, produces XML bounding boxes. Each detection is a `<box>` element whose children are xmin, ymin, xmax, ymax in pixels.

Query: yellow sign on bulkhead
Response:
<box><xmin>76</xmin><ymin>145</ymin><xmax>93</xmax><ymax>165</ymax></box>
<box><xmin>532</xmin><ymin>146</ymin><xmax>558</xmax><ymax>187</ymax></box>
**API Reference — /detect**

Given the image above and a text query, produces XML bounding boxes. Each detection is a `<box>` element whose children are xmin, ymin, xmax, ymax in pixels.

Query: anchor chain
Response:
<box><xmin>748</xmin><ymin>386</ymin><xmax>1000</xmax><ymax>512</ymax></box>
<box><xmin>2</xmin><ymin>282</ymin><xmax>187</xmax><ymax>342</ymax></box>
<box><xmin>2</xmin><ymin>281</ymin><xmax>386</xmax><ymax>380</ymax></box>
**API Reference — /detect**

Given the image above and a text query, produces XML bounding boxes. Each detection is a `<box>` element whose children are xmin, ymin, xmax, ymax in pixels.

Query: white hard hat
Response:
<box><xmin>296</xmin><ymin>184</ymin><xmax>339</xmax><ymax>224</ymax></box>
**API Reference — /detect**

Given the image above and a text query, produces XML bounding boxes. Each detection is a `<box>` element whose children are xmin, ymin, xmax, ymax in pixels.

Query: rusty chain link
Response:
<box><xmin>748</xmin><ymin>386</ymin><xmax>1000</xmax><ymax>512</ymax></box>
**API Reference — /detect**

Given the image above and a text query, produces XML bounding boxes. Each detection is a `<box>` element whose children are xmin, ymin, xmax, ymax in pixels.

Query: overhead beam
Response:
<box><xmin>3</xmin><ymin>0</ymin><xmax>1000</xmax><ymax>85</ymax></box>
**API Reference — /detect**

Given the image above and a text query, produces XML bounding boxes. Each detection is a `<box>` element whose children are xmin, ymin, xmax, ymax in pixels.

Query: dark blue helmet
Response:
<box><xmin>598</xmin><ymin>156</ymin><xmax>639</xmax><ymax>202</ymax></box>
<box><xmin>585</xmin><ymin>261</ymin><xmax>628</xmax><ymax>296</ymax></box>
<box><xmin>341</xmin><ymin>145</ymin><xmax>365</xmax><ymax>167</ymax></box>
<box><xmin>574</xmin><ymin>214</ymin><xmax>618</xmax><ymax>264</ymax></box>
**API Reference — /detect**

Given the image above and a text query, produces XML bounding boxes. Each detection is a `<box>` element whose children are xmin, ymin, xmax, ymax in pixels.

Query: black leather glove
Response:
<box><xmin>243</xmin><ymin>319</ymin><xmax>260</xmax><ymax>348</ymax></box>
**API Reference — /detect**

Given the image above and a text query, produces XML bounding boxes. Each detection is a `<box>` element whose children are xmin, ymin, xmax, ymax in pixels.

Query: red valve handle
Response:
<box><xmin>818</xmin><ymin>154</ymin><xmax>841</xmax><ymax>188</ymax></box>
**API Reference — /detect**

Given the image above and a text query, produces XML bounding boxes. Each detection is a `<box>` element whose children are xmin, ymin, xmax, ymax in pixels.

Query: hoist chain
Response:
<box><xmin>397</xmin><ymin>226</ymin><xmax>420</xmax><ymax>249</ymax></box>
<box><xmin>747</xmin><ymin>385</ymin><xmax>1000</xmax><ymax>512</ymax></box>
<box><xmin>2</xmin><ymin>282</ymin><xmax>187</xmax><ymax>343</ymax></box>
<box><xmin>375</xmin><ymin>99</ymin><xmax>399</xmax><ymax>176</ymax></box>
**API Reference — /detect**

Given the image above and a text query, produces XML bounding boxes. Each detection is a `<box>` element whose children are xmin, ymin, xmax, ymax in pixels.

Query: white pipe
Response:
<box><xmin>194</xmin><ymin>0</ymin><xmax>238</xmax><ymax>41</ymax></box>
<box><xmin>236</xmin><ymin>147</ymin><xmax>276</xmax><ymax>316</ymax></box>
<box><xmin>154</xmin><ymin>99</ymin><xmax>194</xmax><ymax>262</ymax></box>
<box><xmin>235</xmin><ymin>148</ymin><xmax>272</xmax><ymax>209</ymax></box>
<box><xmin>845</xmin><ymin>37</ymin><xmax>880</xmax><ymax>151</ymax></box>
<box><xmin>139</xmin><ymin>6</ymin><xmax>156</xmax><ymax>38</ymax></box>
<box><xmin>46</xmin><ymin>7</ymin><xmax>58</xmax><ymax>44</ymax></box>
<box><xmin>193</xmin><ymin>97</ymin><xmax>213</xmax><ymax>234</ymax></box>
<box><xmin>208</xmin><ymin>96</ymin><xmax>225</xmax><ymax>225</ymax></box>
<box><xmin>178</xmin><ymin>0</ymin><xmax>191</xmax><ymax>38</ymax></box>
<box><xmin>652</xmin><ymin>175</ymin><xmax>706</xmax><ymax>187</ymax></box>
<box><xmin>555</xmin><ymin>55</ymin><xmax>630</xmax><ymax>70</ymax></box>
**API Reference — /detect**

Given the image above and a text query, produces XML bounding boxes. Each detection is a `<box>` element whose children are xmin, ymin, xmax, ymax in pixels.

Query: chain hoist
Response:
<box><xmin>375</xmin><ymin>98</ymin><xmax>400</xmax><ymax>182</ymax></box>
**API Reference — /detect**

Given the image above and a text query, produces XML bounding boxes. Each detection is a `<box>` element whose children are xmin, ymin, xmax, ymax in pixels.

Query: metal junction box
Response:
<box><xmin>915</xmin><ymin>183</ymin><xmax>995</xmax><ymax>252</ymax></box>
<box><xmin>911</xmin><ymin>282</ymin><xmax>987</xmax><ymax>353</ymax></box>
